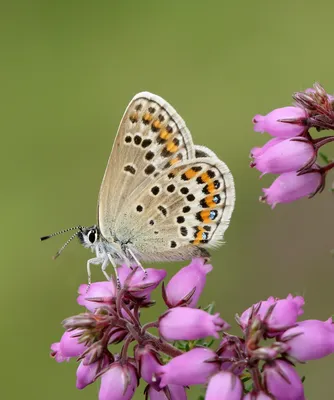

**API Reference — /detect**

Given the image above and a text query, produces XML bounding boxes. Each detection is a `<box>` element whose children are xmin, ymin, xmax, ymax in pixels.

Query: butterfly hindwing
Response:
<box><xmin>114</xmin><ymin>156</ymin><xmax>235</xmax><ymax>262</ymax></box>
<box><xmin>98</xmin><ymin>92</ymin><xmax>195</xmax><ymax>241</ymax></box>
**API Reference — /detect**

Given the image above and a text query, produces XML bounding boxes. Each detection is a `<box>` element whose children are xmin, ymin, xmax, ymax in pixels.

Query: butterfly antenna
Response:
<box><xmin>40</xmin><ymin>226</ymin><xmax>82</xmax><ymax>241</ymax></box>
<box><xmin>52</xmin><ymin>231</ymin><xmax>80</xmax><ymax>260</ymax></box>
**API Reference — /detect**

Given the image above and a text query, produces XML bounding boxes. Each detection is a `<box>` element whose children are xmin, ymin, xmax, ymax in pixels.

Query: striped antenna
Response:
<box><xmin>40</xmin><ymin>226</ymin><xmax>82</xmax><ymax>241</ymax></box>
<box><xmin>53</xmin><ymin>231</ymin><xmax>81</xmax><ymax>259</ymax></box>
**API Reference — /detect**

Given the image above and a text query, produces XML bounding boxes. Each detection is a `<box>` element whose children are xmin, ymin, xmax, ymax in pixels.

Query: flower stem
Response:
<box><xmin>120</xmin><ymin>334</ymin><xmax>133</xmax><ymax>360</ymax></box>
<box><xmin>321</xmin><ymin>161</ymin><xmax>334</xmax><ymax>173</ymax></box>
<box><xmin>314</xmin><ymin>135</ymin><xmax>334</xmax><ymax>148</ymax></box>
<box><xmin>250</xmin><ymin>366</ymin><xmax>263</xmax><ymax>392</ymax></box>
<box><xmin>141</xmin><ymin>321</ymin><xmax>159</xmax><ymax>333</ymax></box>
<box><xmin>143</xmin><ymin>331</ymin><xmax>184</xmax><ymax>357</ymax></box>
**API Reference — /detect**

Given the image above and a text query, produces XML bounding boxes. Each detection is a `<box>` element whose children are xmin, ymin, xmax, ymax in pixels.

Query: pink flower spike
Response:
<box><xmin>244</xmin><ymin>391</ymin><xmax>274</xmax><ymax>399</ymax></box>
<box><xmin>253</xmin><ymin>107</ymin><xmax>307</xmax><ymax>138</ymax></box>
<box><xmin>146</xmin><ymin>384</ymin><xmax>187</xmax><ymax>400</ymax></box>
<box><xmin>205</xmin><ymin>371</ymin><xmax>243</xmax><ymax>400</ymax></box>
<box><xmin>261</xmin><ymin>170</ymin><xmax>323</xmax><ymax>208</ymax></box>
<box><xmin>250</xmin><ymin>137</ymin><xmax>284</xmax><ymax>158</ymax></box>
<box><xmin>159</xmin><ymin>348</ymin><xmax>220</xmax><ymax>387</ymax></box>
<box><xmin>264</xmin><ymin>360</ymin><xmax>305</xmax><ymax>400</ymax></box>
<box><xmin>76</xmin><ymin>356</ymin><xmax>109</xmax><ymax>389</ymax></box>
<box><xmin>164</xmin><ymin>257</ymin><xmax>213</xmax><ymax>308</ymax></box>
<box><xmin>50</xmin><ymin>342</ymin><xmax>70</xmax><ymax>363</ymax></box>
<box><xmin>99</xmin><ymin>362</ymin><xmax>138</xmax><ymax>400</ymax></box>
<box><xmin>59</xmin><ymin>329</ymin><xmax>87</xmax><ymax>358</ymax></box>
<box><xmin>159</xmin><ymin>307</ymin><xmax>229</xmax><ymax>341</ymax></box>
<box><xmin>77</xmin><ymin>281</ymin><xmax>116</xmax><ymax>312</ymax></box>
<box><xmin>251</xmin><ymin>138</ymin><xmax>316</xmax><ymax>175</ymax></box>
<box><xmin>280</xmin><ymin>318</ymin><xmax>334</xmax><ymax>361</ymax></box>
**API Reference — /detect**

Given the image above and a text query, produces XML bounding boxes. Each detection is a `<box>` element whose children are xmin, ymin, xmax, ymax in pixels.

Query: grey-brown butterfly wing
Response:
<box><xmin>114</xmin><ymin>154</ymin><xmax>235</xmax><ymax>262</ymax></box>
<box><xmin>98</xmin><ymin>92</ymin><xmax>196</xmax><ymax>241</ymax></box>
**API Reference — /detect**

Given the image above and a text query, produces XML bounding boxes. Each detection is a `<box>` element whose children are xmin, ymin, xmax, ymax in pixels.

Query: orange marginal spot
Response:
<box><xmin>166</xmin><ymin>140</ymin><xmax>179</xmax><ymax>153</ymax></box>
<box><xmin>184</xmin><ymin>168</ymin><xmax>198</xmax><ymax>180</ymax></box>
<box><xmin>200</xmin><ymin>210</ymin><xmax>211</xmax><ymax>223</ymax></box>
<box><xmin>153</xmin><ymin>120</ymin><xmax>162</xmax><ymax>130</ymax></box>
<box><xmin>206</xmin><ymin>181</ymin><xmax>215</xmax><ymax>194</ymax></box>
<box><xmin>143</xmin><ymin>112</ymin><xmax>153</xmax><ymax>123</ymax></box>
<box><xmin>160</xmin><ymin>129</ymin><xmax>172</xmax><ymax>140</ymax></box>
<box><xmin>199</xmin><ymin>172</ymin><xmax>211</xmax><ymax>184</ymax></box>
<box><xmin>204</xmin><ymin>195</ymin><xmax>216</xmax><ymax>208</ymax></box>
<box><xmin>193</xmin><ymin>227</ymin><xmax>205</xmax><ymax>245</ymax></box>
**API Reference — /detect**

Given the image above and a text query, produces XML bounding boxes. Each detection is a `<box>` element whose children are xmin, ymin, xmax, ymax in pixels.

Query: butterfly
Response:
<box><xmin>41</xmin><ymin>92</ymin><xmax>235</xmax><ymax>285</ymax></box>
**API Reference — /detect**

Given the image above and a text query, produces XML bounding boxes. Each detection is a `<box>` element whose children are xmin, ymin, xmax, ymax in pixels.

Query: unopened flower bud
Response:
<box><xmin>118</xmin><ymin>265</ymin><xmax>166</xmax><ymax>298</ymax></box>
<box><xmin>163</xmin><ymin>258</ymin><xmax>213</xmax><ymax>308</ymax></box>
<box><xmin>280</xmin><ymin>317</ymin><xmax>334</xmax><ymax>361</ymax></box>
<box><xmin>59</xmin><ymin>329</ymin><xmax>87</xmax><ymax>358</ymax></box>
<box><xmin>239</xmin><ymin>295</ymin><xmax>304</xmax><ymax>333</ymax></box>
<box><xmin>136</xmin><ymin>346</ymin><xmax>162</xmax><ymax>387</ymax></box>
<box><xmin>99</xmin><ymin>361</ymin><xmax>138</xmax><ymax>400</ymax></box>
<box><xmin>264</xmin><ymin>360</ymin><xmax>305</xmax><ymax>400</ymax></box>
<box><xmin>205</xmin><ymin>371</ymin><xmax>243</xmax><ymax>400</ymax></box>
<box><xmin>260</xmin><ymin>170</ymin><xmax>322</xmax><ymax>208</ymax></box>
<box><xmin>76</xmin><ymin>356</ymin><xmax>109</xmax><ymax>389</ymax></box>
<box><xmin>50</xmin><ymin>342</ymin><xmax>70</xmax><ymax>363</ymax></box>
<box><xmin>159</xmin><ymin>307</ymin><xmax>229</xmax><ymax>341</ymax></box>
<box><xmin>77</xmin><ymin>281</ymin><xmax>116</xmax><ymax>312</ymax></box>
<box><xmin>253</xmin><ymin>107</ymin><xmax>307</xmax><ymax>138</ymax></box>
<box><xmin>159</xmin><ymin>348</ymin><xmax>220</xmax><ymax>387</ymax></box>
<box><xmin>251</xmin><ymin>138</ymin><xmax>315</xmax><ymax>175</ymax></box>
<box><xmin>250</xmin><ymin>138</ymin><xmax>283</xmax><ymax>158</ymax></box>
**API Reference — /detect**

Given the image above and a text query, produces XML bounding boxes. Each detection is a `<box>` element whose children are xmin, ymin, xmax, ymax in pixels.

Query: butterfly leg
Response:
<box><xmin>107</xmin><ymin>253</ymin><xmax>121</xmax><ymax>288</ymax></box>
<box><xmin>101</xmin><ymin>257</ymin><xmax>110</xmax><ymax>282</ymax></box>
<box><xmin>127</xmin><ymin>248</ymin><xmax>148</xmax><ymax>278</ymax></box>
<box><xmin>86</xmin><ymin>257</ymin><xmax>104</xmax><ymax>292</ymax></box>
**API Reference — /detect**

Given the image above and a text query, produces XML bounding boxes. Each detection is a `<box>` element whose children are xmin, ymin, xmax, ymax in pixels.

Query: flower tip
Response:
<box><xmin>76</xmin><ymin>382</ymin><xmax>85</xmax><ymax>390</ymax></box>
<box><xmin>253</xmin><ymin>114</ymin><xmax>265</xmax><ymax>133</ymax></box>
<box><xmin>252</xmin><ymin>114</ymin><xmax>263</xmax><ymax>124</ymax></box>
<box><xmin>250</xmin><ymin>147</ymin><xmax>261</xmax><ymax>158</ymax></box>
<box><xmin>202</xmin><ymin>262</ymin><xmax>213</xmax><ymax>274</ymax></box>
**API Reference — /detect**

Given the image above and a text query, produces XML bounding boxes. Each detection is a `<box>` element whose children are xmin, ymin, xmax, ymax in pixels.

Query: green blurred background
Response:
<box><xmin>2</xmin><ymin>0</ymin><xmax>334</xmax><ymax>398</ymax></box>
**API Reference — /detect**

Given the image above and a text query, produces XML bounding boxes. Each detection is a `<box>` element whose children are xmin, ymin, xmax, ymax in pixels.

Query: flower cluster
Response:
<box><xmin>51</xmin><ymin>259</ymin><xmax>334</xmax><ymax>399</ymax></box>
<box><xmin>251</xmin><ymin>83</ymin><xmax>334</xmax><ymax>208</ymax></box>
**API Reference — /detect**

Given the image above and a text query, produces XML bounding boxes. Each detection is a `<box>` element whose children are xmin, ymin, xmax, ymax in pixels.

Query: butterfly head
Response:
<box><xmin>77</xmin><ymin>225</ymin><xmax>101</xmax><ymax>249</ymax></box>
<box><xmin>40</xmin><ymin>224</ymin><xmax>101</xmax><ymax>258</ymax></box>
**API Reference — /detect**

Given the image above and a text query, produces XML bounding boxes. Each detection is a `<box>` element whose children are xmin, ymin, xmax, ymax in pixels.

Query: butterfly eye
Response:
<box><xmin>88</xmin><ymin>230</ymin><xmax>96</xmax><ymax>244</ymax></box>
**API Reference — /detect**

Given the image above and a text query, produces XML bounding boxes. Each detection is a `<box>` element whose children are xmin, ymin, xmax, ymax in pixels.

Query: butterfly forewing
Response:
<box><xmin>98</xmin><ymin>92</ymin><xmax>195</xmax><ymax>241</ymax></box>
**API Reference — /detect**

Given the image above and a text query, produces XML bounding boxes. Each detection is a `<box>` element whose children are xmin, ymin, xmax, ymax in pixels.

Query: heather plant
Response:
<box><xmin>51</xmin><ymin>259</ymin><xmax>334</xmax><ymax>399</ymax></box>
<box><xmin>50</xmin><ymin>83</ymin><xmax>334</xmax><ymax>398</ymax></box>
<box><xmin>251</xmin><ymin>83</ymin><xmax>334</xmax><ymax>207</ymax></box>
